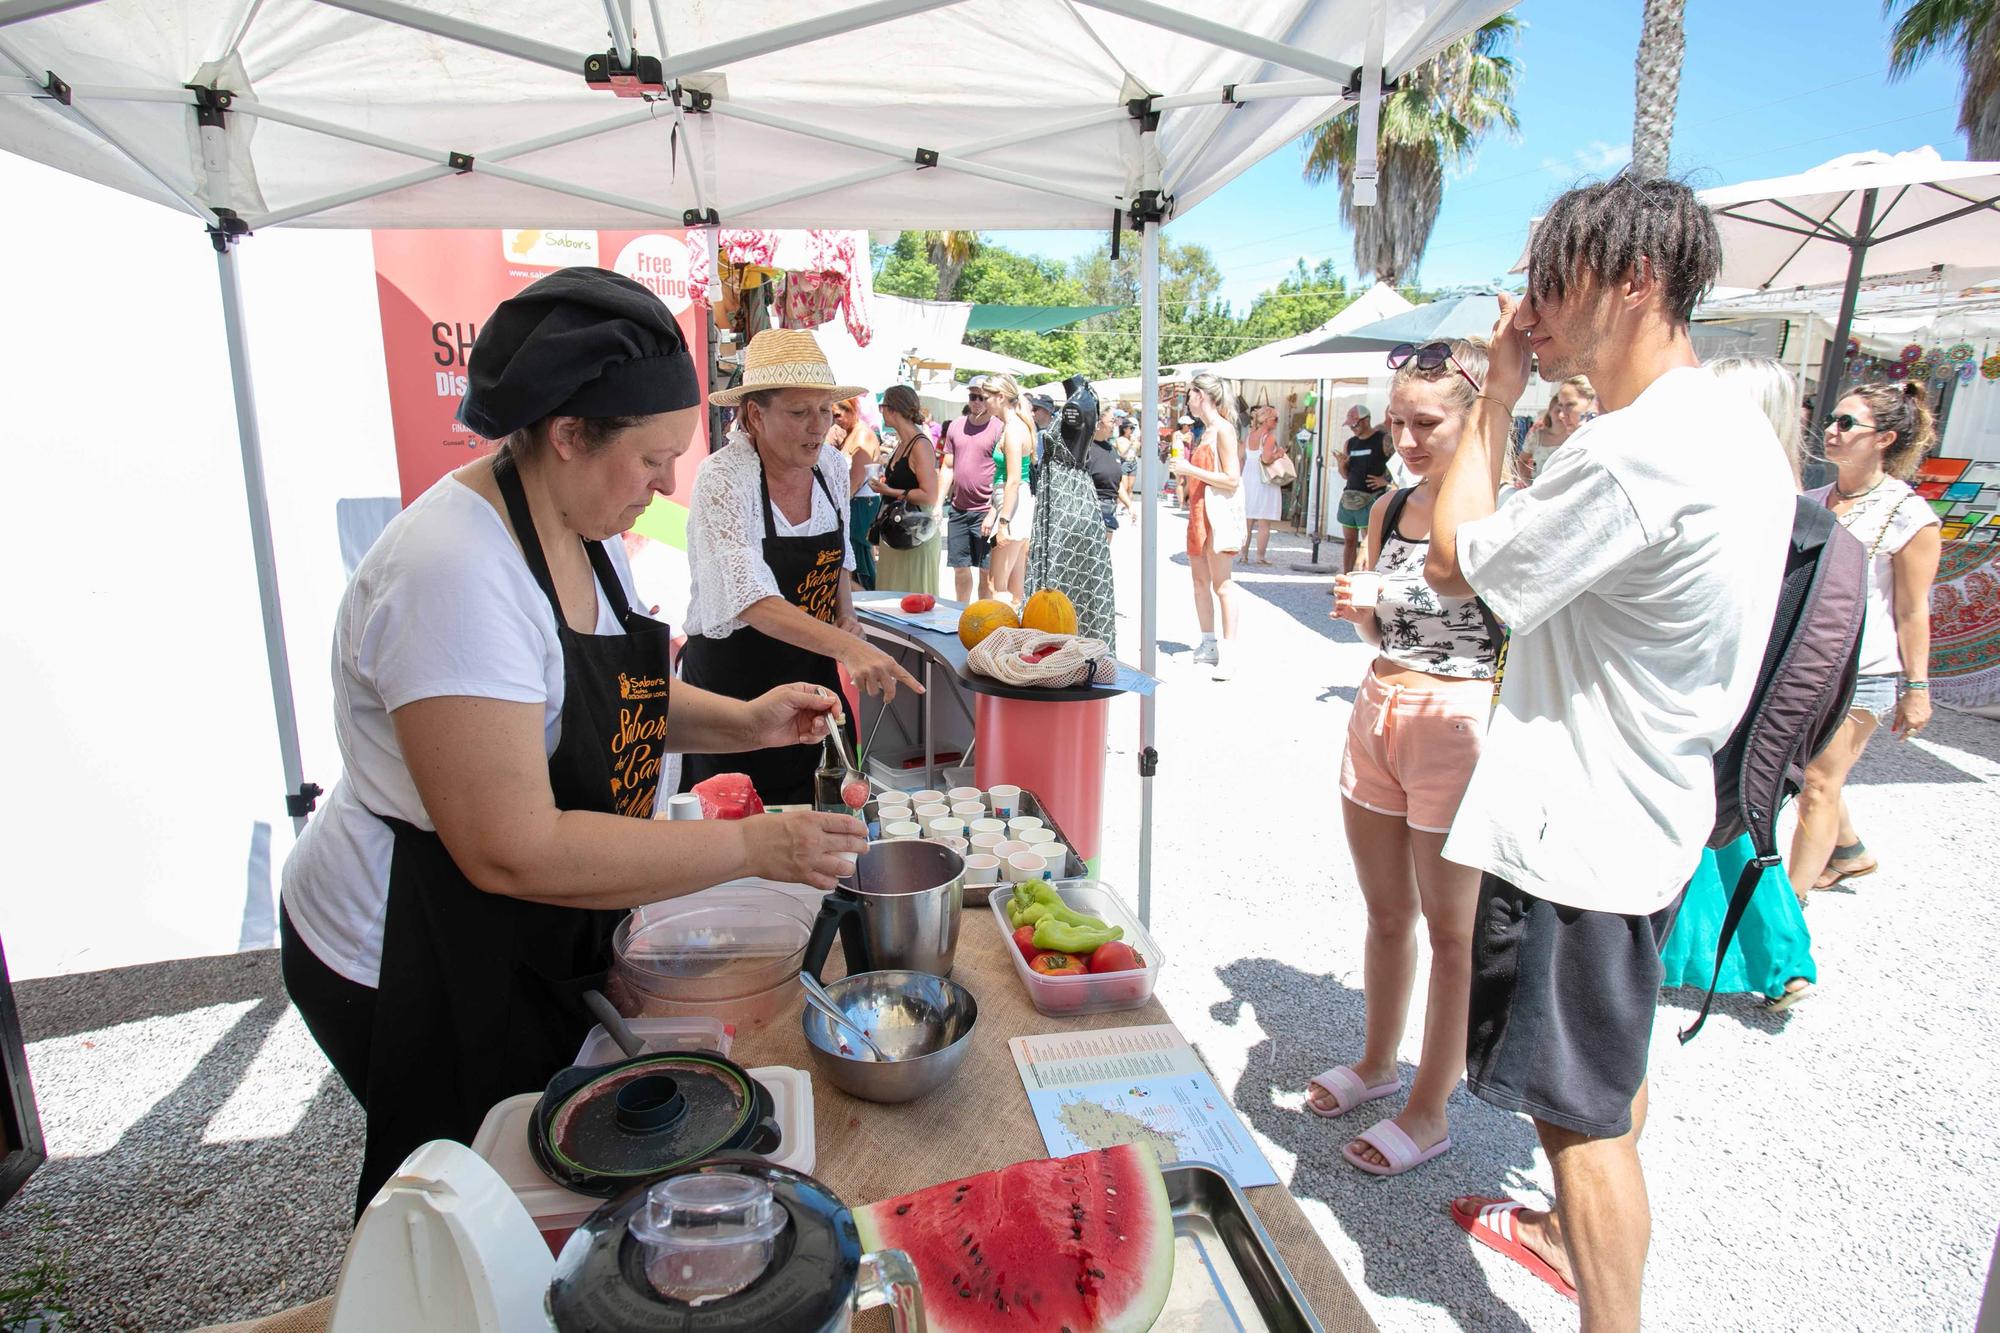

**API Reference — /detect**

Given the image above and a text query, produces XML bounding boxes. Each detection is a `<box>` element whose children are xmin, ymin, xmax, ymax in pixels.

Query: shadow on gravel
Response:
<box><xmin>1208</xmin><ymin>957</ymin><xmax>1542</xmax><ymax>1332</ymax></box>
<box><xmin>6</xmin><ymin>952</ymin><xmax>358</xmax><ymax>1329</ymax></box>
<box><xmin>1656</xmin><ymin>987</ymin><xmax>1799</xmax><ymax>1037</ymax></box>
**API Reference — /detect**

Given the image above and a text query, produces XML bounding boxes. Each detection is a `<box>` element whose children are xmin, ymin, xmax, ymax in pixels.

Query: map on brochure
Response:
<box><xmin>1009</xmin><ymin>1025</ymin><xmax>1278</xmax><ymax>1188</ymax></box>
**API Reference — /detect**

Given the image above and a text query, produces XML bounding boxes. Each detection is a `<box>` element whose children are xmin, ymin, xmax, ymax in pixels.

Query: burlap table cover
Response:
<box><xmin>729</xmin><ymin>902</ymin><xmax>1376</xmax><ymax>1333</ymax></box>
<box><xmin>196</xmin><ymin>905</ymin><xmax>1374</xmax><ymax>1333</ymax></box>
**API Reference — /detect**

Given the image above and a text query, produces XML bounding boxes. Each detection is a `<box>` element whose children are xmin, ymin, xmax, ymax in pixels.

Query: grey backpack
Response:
<box><xmin>1680</xmin><ymin>498</ymin><xmax>1868</xmax><ymax>1041</ymax></box>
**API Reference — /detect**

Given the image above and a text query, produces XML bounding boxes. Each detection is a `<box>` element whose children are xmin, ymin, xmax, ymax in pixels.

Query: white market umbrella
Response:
<box><xmin>1206</xmin><ymin>281</ymin><xmax>1413</xmax><ymax>381</ymax></box>
<box><xmin>1697</xmin><ymin>148</ymin><xmax>2000</xmax><ymax>425</ymax></box>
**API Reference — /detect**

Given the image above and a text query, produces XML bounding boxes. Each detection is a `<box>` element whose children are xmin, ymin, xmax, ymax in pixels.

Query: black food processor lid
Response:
<box><xmin>529</xmin><ymin>1054</ymin><xmax>779</xmax><ymax>1197</ymax></box>
<box><xmin>548</xmin><ymin>1156</ymin><xmax>860</xmax><ymax>1333</ymax></box>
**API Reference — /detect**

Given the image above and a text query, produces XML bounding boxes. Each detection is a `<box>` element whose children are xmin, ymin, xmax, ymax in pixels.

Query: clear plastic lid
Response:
<box><xmin>629</xmin><ymin>1174</ymin><xmax>790</xmax><ymax>1305</ymax></box>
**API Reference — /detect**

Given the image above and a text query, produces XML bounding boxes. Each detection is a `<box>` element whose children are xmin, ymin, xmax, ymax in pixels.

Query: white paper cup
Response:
<box><xmin>947</xmin><ymin>786</ymin><xmax>982</xmax><ymax>806</ymax></box>
<box><xmin>911</xmin><ymin>790</ymin><xmax>946</xmax><ymax>806</ymax></box>
<box><xmin>930</xmin><ymin>816</ymin><xmax>966</xmax><ymax>840</ymax></box>
<box><xmin>1345</xmin><ymin>570</ymin><xmax>1383</xmax><ymax>610</ymax></box>
<box><xmin>995</xmin><ymin>839</ymin><xmax>1030</xmax><ymax>860</ymax></box>
<box><xmin>1006</xmin><ymin>816</ymin><xmax>1044</xmax><ymax>837</ymax></box>
<box><xmin>1019</xmin><ymin>826</ymin><xmax>1057</xmax><ymax>847</ymax></box>
<box><xmin>884</xmin><ymin>820</ymin><xmax>922</xmax><ymax>840</ymax></box>
<box><xmin>951</xmin><ymin>801</ymin><xmax>986</xmax><ymax>821</ymax></box>
<box><xmin>939</xmin><ymin>836</ymin><xmax>968</xmax><ymax>854</ymax></box>
<box><xmin>968</xmin><ymin>818</ymin><xmax>1006</xmax><ymax>837</ymax></box>
<box><xmin>1004</xmin><ymin>851</ymin><xmax>1051</xmax><ymax>884</ymax></box>
<box><xmin>987</xmin><ymin>784</ymin><xmax>1023</xmax><ymax>818</ymax></box>
<box><xmin>962</xmin><ymin>853</ymin><xmax>1001</xmax><ymax>885</ymax></box>
<box><xmin>970</xmin><ymin>832</ymin><xmax>1007</xmax><ymax>854</ymax></box>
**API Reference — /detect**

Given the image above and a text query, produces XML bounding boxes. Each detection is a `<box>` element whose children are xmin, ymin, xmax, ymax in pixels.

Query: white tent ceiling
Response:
<box><xmin>0</xmin><ymin>0</ymin><xmax>1510</xmax><ymax>233</ymax></box>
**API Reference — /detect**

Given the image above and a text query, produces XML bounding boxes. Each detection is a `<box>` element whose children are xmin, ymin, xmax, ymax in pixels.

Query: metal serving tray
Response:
<box><xmin>1158</xmin><ymin>1161</ymin><xmax>1324</xmax><ymax>1332</ymax></box>
<box><xmin>865</xmin><ymin>785</ymin><xmax>1088</xmax><ymax>893</ymax></box>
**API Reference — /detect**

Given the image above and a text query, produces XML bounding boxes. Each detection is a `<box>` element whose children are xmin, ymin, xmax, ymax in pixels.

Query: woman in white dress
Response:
<box><xmin>1238</xmin><ymin>403</ymin><xmax>1285</xmax><ymax>564</ymax></box>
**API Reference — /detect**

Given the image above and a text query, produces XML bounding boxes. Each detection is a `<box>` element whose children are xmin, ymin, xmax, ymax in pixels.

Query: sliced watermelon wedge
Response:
<box><xmin>689</xmin><ymin>772</ymin><xmax>764</xmax><ymax>821</ymax></box>
<box><xmin>853</xmin><ymin>1142</ymin><xmax>1173</xmax><ymax>1333</ymax></box>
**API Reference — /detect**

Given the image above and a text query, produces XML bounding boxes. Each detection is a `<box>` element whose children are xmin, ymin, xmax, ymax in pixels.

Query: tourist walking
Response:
<box><xmin>834</xmin><ymin>395</ymin><xmax>881</xmax><ymax>591</ymax></box>
<box><xmin>1169</xmin><ymin>372</ymin><xmax>1244</xmax><ymax>680</ymax></box>
<box><xmin>1309</xmin><ymin>338</ymin><xmax>1501</xmax><ymax>1178</ymax></box>
<box><xmin>1789</xmin><ymin>382</ymin><xmax>1941</xmax><ymax>899</ymax></box>
<box><xmin>978</xmin><ymin>373</ymin><xmax>1036</xmax><ymax>608</ymax></box>
<box><xmin>1335</xmin><ymin>406</ymin><xmax>1391</xmax><ymax>573</ymax></box>
<box><xmin>940</xmin><ymin>380</ymin><xmax>1002</xmax><ymax>604</ymax></box>
<box><xmin>1658</xmin><ymin>356</ymin><xmax>1817</xmax><ymax>1009</ymax></box>
<box><xmin>870</xmin><ymin>384</ymin><xmax>942</xmax><ymax>597</ymax></box>
<box><xmin>1240</xmin><ymin>403</ymin><xmax>1286</xmax><ymax>565</ymax></box>
<box><xmin>1428</xmin><ymin>176</ymin><xmax>1796</xmax><ymax>1327</ymax></box>
<box><xmin>1025</xmin><ymin>376</ymin><xmax>1117</xmax><ymax>648</ymax></box>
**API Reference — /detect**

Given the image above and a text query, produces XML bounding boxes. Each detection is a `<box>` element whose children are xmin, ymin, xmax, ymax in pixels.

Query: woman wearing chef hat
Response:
<box><xmin>279</xmin><ymin>267</ymin><xmax>867</xmax><ymax>1214</ymax></box>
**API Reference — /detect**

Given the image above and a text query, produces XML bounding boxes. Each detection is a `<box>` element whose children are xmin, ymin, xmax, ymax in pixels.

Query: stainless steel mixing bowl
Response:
<box><xmin>799</xmin><ymin>970</ymin><xmax>978</xmax><ymax>1104</ymax></box>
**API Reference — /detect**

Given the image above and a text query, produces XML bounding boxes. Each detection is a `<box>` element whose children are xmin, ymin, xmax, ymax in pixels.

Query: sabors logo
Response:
<box><xmin>502</xmin><ymin>229</ymin><xmax>601</xmax><ymax>269</ymax></box>
<box><xmin>618</xmin><ymin>672</ymin><xmax>670</xmax><ymax>700</ymax></box>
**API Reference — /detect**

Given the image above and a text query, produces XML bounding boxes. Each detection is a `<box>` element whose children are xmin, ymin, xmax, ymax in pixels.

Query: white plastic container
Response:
<box><xmin>989</xmin><ymin>881</ymin><xmax>1166</xmax><ymax>1017</ymax></box>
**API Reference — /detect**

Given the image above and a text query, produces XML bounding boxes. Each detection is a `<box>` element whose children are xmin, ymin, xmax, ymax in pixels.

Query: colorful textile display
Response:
<box><xmin>1931</xmin><ymin>537</ymin><xmax>2000</xmax><ymax>708</ymax></box>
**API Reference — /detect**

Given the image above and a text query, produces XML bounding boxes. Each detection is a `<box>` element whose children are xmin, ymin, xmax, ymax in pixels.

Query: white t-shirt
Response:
<box><xmin>1443</xmin><ymin>367</ymin><xmax>1797</xmax><ymax>915</ymax></box>
<box><xmin>683</xmin><ymin>439</ymin><xmax>855</xmax><ymax>640</ymax></box>
<box><xmin>1805</xmin><ymin>478</ymin><xmax>1940</xmax><ymax>677</ymax></box>
<box><xmin>280</xmin><ymin>473</ymin><xmax>640</xmax><ymax>987</ymax></box>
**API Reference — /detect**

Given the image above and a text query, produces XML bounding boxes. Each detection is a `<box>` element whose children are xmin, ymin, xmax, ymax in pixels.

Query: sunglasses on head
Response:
<box><xmin>1387</xmin><ymin>341</ymin><xmax>1483</xmax><ymax>395</ymax></box>
<box><xmin>1828</xmin><ymin>413</ymin><xmax>1873</xmax><ymax>433</ymax></box>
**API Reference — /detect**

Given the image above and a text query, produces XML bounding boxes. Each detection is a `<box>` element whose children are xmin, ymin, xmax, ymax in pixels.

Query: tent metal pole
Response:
<box><xmin>0</xmin><ymin>0</ymin><xmax>100</xmax><ymax>29</ymax></box>
<box><xmin>1309</xmin><ymin>376</ymin><xmax>1326</xmax><ymax>563</ymax></box>
<box><xmin>602</xmin><ymin>0</ymin><xmax>633</xmax><ymax>68</ymax></box>
<box><xmin>315</xmin><ymin>0</ymin><xmax>585</xmax><ymax>73</ymax></box>
<box><xmin>1814</xmin><ymin>186</ymin><xmax>1876</xmax><ymax>432</ymax></box>
<box><xmin>1137</xmin><ymin>218</ymin><xmax>1160</xmax><ymax>927</ymax></box>
<box><xmin>214</xmin><ymin>238</ymin><xmax>315</xmax><ymax>834</ymax></box>
<box><xmin>1151</xmin><ymin>78</ymin><xmax>1349</xmax><ymax>109</ymax></box>
<box><xmin>654</xmin><ymin>0</ymin><xmax>961</xmax><ymax>80</ymax></box>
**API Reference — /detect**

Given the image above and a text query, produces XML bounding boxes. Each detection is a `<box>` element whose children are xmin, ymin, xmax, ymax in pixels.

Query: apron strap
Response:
<box><xmin>755</xmin><ymin>451</ymin><xmax>846</xmax><ymax>544</ymax></box>
<box><xmin>493</xmin><ymin>447</ymin><xmax>635</xmax><ymax>627</ymax></box>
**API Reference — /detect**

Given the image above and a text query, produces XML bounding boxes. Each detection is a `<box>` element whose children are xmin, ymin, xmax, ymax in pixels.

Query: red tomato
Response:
<box><xmin>900</xmin><ymin>593</ymin><xmax>936</xmax><ymax>613</ymax></box>
<box><xmin>1012</xmin><ymin>925</ymin><xmax>1040</xmax><ymax>961</ymax></box>
<box><xmin>1088</xmin><ymin>941</ymin><xmax>1143</xmax><ymax>974</ymax></box>
<box><xmin>1029</xmin><ymin>951</ymin><xmax>1087</xmax><ymax>977</ymax></box>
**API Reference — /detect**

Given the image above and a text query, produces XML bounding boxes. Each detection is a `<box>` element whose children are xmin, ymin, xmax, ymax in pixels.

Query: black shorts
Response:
<box><xmin>947</xmin><ymin>506</ymin><xmax>991</xmax><ymax>569</ymax></box>
<box><xmin>1465</xmin><ymin>874</ymin><xmax>1682</xmax><ymax>1138</ymax></box>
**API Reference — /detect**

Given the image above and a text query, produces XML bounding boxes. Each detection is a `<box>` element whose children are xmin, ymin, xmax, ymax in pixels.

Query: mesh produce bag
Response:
<box><xmin>965</xmin><ymin>626</ymin><xmax>1115</xmax><ymax>690</ymax></box>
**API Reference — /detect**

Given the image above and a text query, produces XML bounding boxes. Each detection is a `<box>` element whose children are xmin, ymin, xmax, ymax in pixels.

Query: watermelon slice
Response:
<box><xmin>853</xmin><ymin>1143</ymin><xmax>1173</xmax><ymax>1333</ymax></box>
<box><xmin>689</xmin><ymin>773</ymin><xmax>764</xmax><ymax>821</ymax></box>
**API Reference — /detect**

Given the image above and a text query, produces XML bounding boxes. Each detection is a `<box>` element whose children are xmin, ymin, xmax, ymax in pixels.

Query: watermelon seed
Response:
<box><xmin>894</xmin><ymin>1204</ymin><xmax>910</xmax><ymax>1216</ymax></box>
<box><xmin>1089</xmin><ymin>1267</ymin><xmax>1106</xmax><ymax>1279</ymax></box>
<box><xmin>959</xmin><ymin>1287</ymin><xmax>973</xmax><ymax>1299</ymax></box>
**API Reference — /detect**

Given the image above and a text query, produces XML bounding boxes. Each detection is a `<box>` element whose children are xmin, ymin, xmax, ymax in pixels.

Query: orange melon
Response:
<box><xmin>1021</xmin><ymin>588</ymin><xmax>1079</xmax><ymax>636</ymax></box>
<box><xmin>958</xmin><ymin>598</ymin><xmax>1019</xmax><ymax>648</ymax></box>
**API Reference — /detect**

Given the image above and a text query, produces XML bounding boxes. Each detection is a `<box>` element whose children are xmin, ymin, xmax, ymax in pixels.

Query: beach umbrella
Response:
<box><xmin>1287</xmin><ymin>292</ymin><xmax>1502</xmax><ymax>355</ymax></box>
<box><xmin>1698</xmin><ymin>148</ymin><xmax>2000</xmax><ymax>426</ymax></box>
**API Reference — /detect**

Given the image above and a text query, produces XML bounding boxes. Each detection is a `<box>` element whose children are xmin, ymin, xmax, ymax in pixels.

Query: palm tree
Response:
<box><xmin>1632</xmin><ymin>0</ymin><xmax>1687</xmax><ymax>176</ymax></box>
<box><xmin>1301</xmin><ymin>16</ymin><xmax>1521</xmax><ymax>286</ymax></box>
<box><xmin>924</xmin><ymin>230</ymin><xmax>977</xmax><ymax>301</ymax></box>
<box><xmin>1884</xmin><ymin>0</ymin><xmax>2000</xmax><ymax>159</ymax></box>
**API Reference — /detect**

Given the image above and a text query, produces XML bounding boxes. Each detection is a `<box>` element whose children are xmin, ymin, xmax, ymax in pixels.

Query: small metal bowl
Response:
<box><xmin>800</xmin><ymin>970</ymin><xmax>978</xmax><ymax>1104</ymax></box>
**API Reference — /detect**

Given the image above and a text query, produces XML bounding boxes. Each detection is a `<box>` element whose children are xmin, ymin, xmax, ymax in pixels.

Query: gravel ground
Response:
<box><xmin>5</xmin><ymin>509</ymin><xmax>1997</xmax><ymax>1331</ymax></box>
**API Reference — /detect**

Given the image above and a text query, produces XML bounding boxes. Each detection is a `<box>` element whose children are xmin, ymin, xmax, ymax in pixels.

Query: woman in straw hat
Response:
<box><xmin>681</xmin><ymin>328</ymin><xmax>923</xmax><ymax>805</ymax></box>
<box><xmin>278</xmin><ymin>270</ymin><xmax>868</xmax><ymax>1216</ymax></box>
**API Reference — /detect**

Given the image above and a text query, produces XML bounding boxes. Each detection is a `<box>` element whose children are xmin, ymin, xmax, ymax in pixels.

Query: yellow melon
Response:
<box><xmin>1021</xmin><ymin>588</ymin><xmax>1079</xmax><ymax>636</ymax></box>
<box><xmin>958</xmin><ymin>598</ymin><xmax>1019</xmax><ymax>649</ymax></box>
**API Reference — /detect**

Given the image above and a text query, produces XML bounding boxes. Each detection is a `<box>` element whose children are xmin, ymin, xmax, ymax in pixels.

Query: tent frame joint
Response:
<box><xmin>671</xmin><ymin>83</ymin><xmax>713</xmax><ymax>113</ymax></box>
<box><xmin>1220</xmin><ymin>82</ymin><xmax>1239</xmax><ymax>107</ymax></box>
<box><xmin>1128</xmin><ymin>189</ymin><xmax>1167</xmax><ymax>226</ymax></box>
<box><xmin>448</xmin><ymin>150</ymin><xmax>474</xmax><ymax>174</ymax></box>
<box><xmin>186</xmin><ymin>83</ymin><xmax>233</xmax><ymax>127</ymax></box>
<box><xmin>683</xmin><ymin>206</ymin><xmax>717</xmax><ymax>227</ymax></box>
<box><xmin>286</xmin><ymin>782</ymin><xmax>325</xmax><ymax>820</ymax></box>
<box><xmin>207</xmin><ymin>207</ymin><xmax>250</xmax><ymax>253</ymax></box>
<box><xmin>583</xmin><ymin>48</ymin><xmax>664</xmax><ymax>98</ymax></box>
<box><xmin>40</xmin><ymin>68</ymin><xmax>68</xmax><ymax>105</ymax></box>
<box><xmin>914</xmin><ymin>146</ymin><xmax>939</xmax><ymax>168</ymax></box>
<box><xmin>1138</xmin><ymin>746</ymin><xmax>1158</xmax><ymax>778</ymax></box>
<box><xmin>1125</xmin><ymin>95</ymin><xmax>1159</xmax><ymax>130</ymax></box>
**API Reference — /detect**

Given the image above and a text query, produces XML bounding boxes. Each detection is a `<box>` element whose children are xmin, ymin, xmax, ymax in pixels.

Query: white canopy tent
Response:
<box><xmin>0</xmin><ymin>0</ymin><xmax>1513</xmax><ymax>923</ymax></box>
<box><xmin>1206</xmin><ymin>280</ymin><xmax>1412</xmax><ymax>381</ymax></box>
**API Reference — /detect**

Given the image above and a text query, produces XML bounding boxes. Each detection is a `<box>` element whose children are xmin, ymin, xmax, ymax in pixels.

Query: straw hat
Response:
<box><xmin>709</xmin><ymin>328</ymin><xmax>865</xmax><ymax>406</ymax></box>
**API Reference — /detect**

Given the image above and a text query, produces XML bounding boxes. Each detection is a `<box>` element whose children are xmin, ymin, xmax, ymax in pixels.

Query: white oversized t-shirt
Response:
<box><xmin>1805</xmin><ymin>477</ymin><xmax>1939</xmax><ymax>677</ymax></box>
<box><xmin>682</xmin><ymin>440</ymin><xmax>855</xmax><ymax>640</ymax></box>
<box><xmin>1444</xmin><ymin>366</ymin><xmax>1797</xmax><ymax>915</ymax></box>
<box><xmin>280</xmin><ymin>473</ymin><xmax>641</xmax><ymax>987</ymax></box>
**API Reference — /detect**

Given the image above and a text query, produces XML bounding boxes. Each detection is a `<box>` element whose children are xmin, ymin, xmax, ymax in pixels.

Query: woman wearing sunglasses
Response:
<box><xmin>1309</xmin><ymin>338</ymin><xmax>1503</xmax><ymax>1177</ymax></box>
<box><xmin>1790</xmin><ymin>383</ymin><xmax>1941</xmax><ymax>900</ymax></box>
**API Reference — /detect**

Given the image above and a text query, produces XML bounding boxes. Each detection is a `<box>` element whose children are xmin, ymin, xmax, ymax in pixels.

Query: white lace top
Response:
<box><xmin>1373</xmin><ymin>502</ymin><xmax>1501</xmax><ymax>680</ymax></box>
<box><xmin>683</xmin><ymin>438</ymin><xmax>856</xmax><ymax>640</ymax></box>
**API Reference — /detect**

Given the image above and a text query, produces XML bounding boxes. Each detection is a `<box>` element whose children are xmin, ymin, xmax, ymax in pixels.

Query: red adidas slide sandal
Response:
<box><xmin>1450</xmin><ymin>1196</ymin><xmax>1577</xmax><ymax>1302</ymax></box>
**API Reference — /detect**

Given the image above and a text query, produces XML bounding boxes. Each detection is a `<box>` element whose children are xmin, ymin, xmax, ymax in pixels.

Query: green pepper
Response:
<box><xmin>1026</xmin><ymin>883</ymin><xmax>1111</xmax><ymax>931</ymax></box>
<box><xmin>1031</xmin><ymin>917</ymin><xmax>1123</xmax><ymax>954</ymax></box>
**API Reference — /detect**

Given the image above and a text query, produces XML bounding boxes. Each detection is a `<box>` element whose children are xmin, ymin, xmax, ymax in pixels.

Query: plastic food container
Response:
<box><xmin>609</xmin><ymin>886</ymin><xmax>815</xmax><ymax>1034</ymax></box>
<box><xmin>989</xmin><ymin>880</ymin><xmax>1165</xmax><ymax>1017</ymax></box>
<box><xmin>573</xmin><ymin>1015</ymin><xmax>731</xmax><ymax>1066</ymax></box>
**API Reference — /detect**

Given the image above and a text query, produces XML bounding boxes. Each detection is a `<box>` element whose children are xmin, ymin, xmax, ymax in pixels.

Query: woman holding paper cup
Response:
<box><xmin>1312</xmin><ymin>338</ymin><xmax>1503</xmax><ymax>1178</ymax></box>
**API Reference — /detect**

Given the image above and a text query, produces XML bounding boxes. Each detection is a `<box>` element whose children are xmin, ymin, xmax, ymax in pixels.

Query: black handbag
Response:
<box><xmin>872</xmin><ymin>498</ymin><xmax>937</xmax><ymax>550</ymax></box>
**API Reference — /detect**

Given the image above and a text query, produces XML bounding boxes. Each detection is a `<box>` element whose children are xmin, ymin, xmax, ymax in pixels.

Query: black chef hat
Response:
<box><xmin>458</xmin><ymin>266</ymin><xmax>700</xmax><ymax>439</ymax></box>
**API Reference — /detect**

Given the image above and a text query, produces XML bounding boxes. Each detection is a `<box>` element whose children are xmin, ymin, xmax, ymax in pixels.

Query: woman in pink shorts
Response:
<box><xmin>1306</xmin><ymin>338</ymin><xmax>1503</xmax><ymax>1177</ymax></box>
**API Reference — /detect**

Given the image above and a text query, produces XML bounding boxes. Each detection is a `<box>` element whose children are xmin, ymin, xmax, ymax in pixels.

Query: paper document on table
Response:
<box><xmin>1010</xmin><ymin>1026</ymin><xmax>1277</xmax><ymax>1188</ymax></box>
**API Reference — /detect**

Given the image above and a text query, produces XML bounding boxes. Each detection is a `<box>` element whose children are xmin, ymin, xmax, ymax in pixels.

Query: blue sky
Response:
<box><xmin>994</xmin><ymin>0</ymin><xmax>1969</xmax><ymax>313</ymax></box>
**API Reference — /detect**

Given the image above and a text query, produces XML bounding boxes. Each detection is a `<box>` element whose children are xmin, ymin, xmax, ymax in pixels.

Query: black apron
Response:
<box><xmin>680</xmin><ymin>455</ymin><xmax>849</xmax><ymax>807</ymax></box>
<box><xmin>354</xmin><ymin>451</ymin><xmax>675</xmax><ymax>1214</ymax></box>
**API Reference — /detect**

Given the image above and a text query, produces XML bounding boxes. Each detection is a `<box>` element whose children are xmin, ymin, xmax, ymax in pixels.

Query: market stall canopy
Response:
<box><xmin>934</xmin><ymin>342</ymin><xmax>1055</xmax><ymax>377</ymax></box>
<box><xmin>1291</xmin><ymin>290</ymin><xmax>1500</xmax><ymax>354</ymax></box>
<box><xmin>1207</xmin><ymin>281</ymin><xmax>1412</xmax><ymax>381</ymax></box>
<box><xmin>0</xmin><ymin>0</ymin><xmax>1515</xmax><ymax>233</ymax></box>
<box><xmin>966</xmin><ymin>304</ymin><xmax>1123</xmax><ymax>332</ymax></box>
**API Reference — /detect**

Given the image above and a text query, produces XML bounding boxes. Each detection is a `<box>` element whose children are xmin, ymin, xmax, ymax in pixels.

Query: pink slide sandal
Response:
<box><xmin>1342</xmin><ymin>1120</ymin><xmax>1451</xmax><ymax>1176</ymax></box>
<box><xmin>1305</xmin><ymin>1065</ymin><xmax>1399</xmax><ymax>1119</ymax></box>
<box><xmin>1450</xmin><ymin>1196</ymin><xmax>1577</xmax><ymax>1302</ymax></box>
